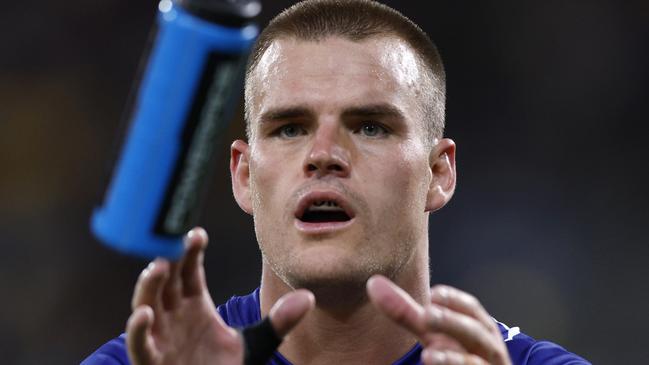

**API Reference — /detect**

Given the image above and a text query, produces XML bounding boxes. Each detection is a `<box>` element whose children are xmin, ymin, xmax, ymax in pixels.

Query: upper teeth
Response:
<box><xmin>308</xmin><ymin>200</ymin><xmax>342</xmax><ymax>211</ymax></box>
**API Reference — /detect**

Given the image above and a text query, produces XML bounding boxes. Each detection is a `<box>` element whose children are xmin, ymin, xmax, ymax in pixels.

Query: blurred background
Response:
<box><xmin>1</xmin><ymin>0</ymin><xmax>648</xmax><ymax>363</ymax></box>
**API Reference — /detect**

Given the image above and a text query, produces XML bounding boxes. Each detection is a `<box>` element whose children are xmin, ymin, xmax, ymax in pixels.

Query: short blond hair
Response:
<box><xmin>245</xmin><ymin>0</ymin><xmax>446</xmax><ymax>142</ymax></box>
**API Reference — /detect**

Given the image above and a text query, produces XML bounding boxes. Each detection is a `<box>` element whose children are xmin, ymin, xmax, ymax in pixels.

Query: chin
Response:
<box><xmin>280</xmin><ymin>245</ymin><xmax>384</xmax><ymax>295</ymax></box>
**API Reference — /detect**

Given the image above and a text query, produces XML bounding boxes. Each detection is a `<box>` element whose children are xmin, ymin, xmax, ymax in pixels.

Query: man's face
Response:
<box><xmin>234</xmin><ymin>36</ymin><xmax>443</xmax><ymax>291</ymax></box>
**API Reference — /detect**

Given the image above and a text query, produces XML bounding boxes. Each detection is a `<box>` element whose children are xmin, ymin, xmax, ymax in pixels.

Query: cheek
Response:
<box><xmin>249</xmin><ymin>147</ymin><xmax>293</xmax><ymax>215</ymax></box>
<box><xmin>370</xmin><ymin>148</ymin><xmax>430</xmax><ymax>215</ymax></box>
<box><xmin>249</xmin><ymin>153</ymin><xmax>284</xmax><ymax>248</ymax></box>
<box><xmin>399</xmin><ymin>141</ymin><xmax>432</xmax><ymax>190</ymax></box>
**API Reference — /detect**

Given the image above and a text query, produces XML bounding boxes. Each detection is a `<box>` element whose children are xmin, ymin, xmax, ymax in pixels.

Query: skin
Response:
<box><xmin>126</xmin><ymin>228</ymin><xmax>315</xmax><ymax>365</ymax></box>
<box><xmin>126</xmin><ymin>35</ymin><xmax>512</xmax><ymax>365</ymax></box>
<box><xmin>243</xmin><ymin>37</ymin><xmax>437</xmax><ymax>296</ymax></box>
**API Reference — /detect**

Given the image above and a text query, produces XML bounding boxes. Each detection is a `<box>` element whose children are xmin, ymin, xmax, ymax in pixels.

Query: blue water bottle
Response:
<box><xmin>92</xmin><ymin>0</ymin><xmax>261</xmax><ymax>259</ymax></box>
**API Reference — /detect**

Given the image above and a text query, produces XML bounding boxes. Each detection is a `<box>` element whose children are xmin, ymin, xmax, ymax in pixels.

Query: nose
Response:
<box><xmin>304</xmin><ymin>123</ymin><xmax>351</xmax><ymax>178</ymax></box>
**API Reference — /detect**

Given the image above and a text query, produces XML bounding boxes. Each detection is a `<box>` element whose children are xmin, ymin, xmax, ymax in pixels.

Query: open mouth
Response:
<box><xmin>300</xmin><ymin>200</ymin><xmax>352</xmax><ymax>223</ymax></box>
<box><xmin>294</xmin><ymin>191</ymin><xmax>356</xmax><ymax>228</ymax></box>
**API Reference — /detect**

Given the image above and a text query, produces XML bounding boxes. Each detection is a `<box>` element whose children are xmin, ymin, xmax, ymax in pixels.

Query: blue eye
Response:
<box><xmin>358</xmin><ymin>122</ymin><xmax>388</xmax><ymax>137</ymax></box>
<box><xmin>278</xmin><ymin>124</ymin><xmax>303</xmax><ymax>138</ymax></box>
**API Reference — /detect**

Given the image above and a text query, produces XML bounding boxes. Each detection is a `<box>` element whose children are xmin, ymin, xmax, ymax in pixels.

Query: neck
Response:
<box><xmin>259</xmin><ymin>243</ymin><xmax>430</xmax><ymax>365</ymax></box>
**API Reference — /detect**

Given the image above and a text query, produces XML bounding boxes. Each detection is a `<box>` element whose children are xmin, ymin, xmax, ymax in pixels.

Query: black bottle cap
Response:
<box><xmin>175</xmin><ymin>0</ymin><xmax>261</xmax><ymax>27</ymax></box>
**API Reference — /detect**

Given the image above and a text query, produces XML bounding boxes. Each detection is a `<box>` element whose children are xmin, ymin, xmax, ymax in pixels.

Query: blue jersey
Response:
<box><xmin>81</xmin><ymin>288</ymin><xmax>590</xmax><ymax>364</ymax></box>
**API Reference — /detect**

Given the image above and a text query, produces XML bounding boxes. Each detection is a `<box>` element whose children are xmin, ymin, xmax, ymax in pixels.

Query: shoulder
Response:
<box><xmin>217</xmin><ymin>287</ymin><xmax>262</xmax><ymax>328</ymax></box>
<box><xmin>80</xmin><ymin>334</ymin><xmax>129</xmax><ymax>365</ymax></box>
<box><xmin>495</xmin><ymin>321</ymin><xmax>591</xmax><ymax>365</ymax></box>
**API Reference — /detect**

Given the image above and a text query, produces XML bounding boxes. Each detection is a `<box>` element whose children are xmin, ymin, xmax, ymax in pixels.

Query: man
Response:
<box><xmin>83</xmin><ymin>0</ymin><xmax>590</xmax><ymax>364</ymax></box>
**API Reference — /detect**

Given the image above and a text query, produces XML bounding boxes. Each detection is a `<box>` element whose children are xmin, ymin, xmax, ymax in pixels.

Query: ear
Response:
<box><xmin>230</xmin><ymin>139</ymin><xmax>253</xmax><ymax>215</ymax></box>
<box><xmin>425</xmin><ymin>138</ymin><xmax>456</xmax><ymax>212</ymax></box>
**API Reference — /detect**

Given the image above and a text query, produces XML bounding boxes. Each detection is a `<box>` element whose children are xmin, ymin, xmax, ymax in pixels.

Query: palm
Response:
<box><xmin>126</xmin><ymin>229</ymin><xmax>244</xmax><ymax>365</ymax></box>
<box><xmin>146</xmin><ymin>294</ymin><xmax>243</xmax><ymax>365</ymax></box>
<box><xmin>125</xmin><ymin>228</ymin><xmax>314</xmax><ymax>365</ymax></box>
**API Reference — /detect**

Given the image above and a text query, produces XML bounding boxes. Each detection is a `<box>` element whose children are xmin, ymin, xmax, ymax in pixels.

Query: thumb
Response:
<box><xmin>241</xmin><ymin>290</ymin><xmax>314</xmax><ymax>365</ymax></box>
<box><xmin>269</xmin><ymin>289</ymin><xmax>315</xmax><ymax>337</ymax></box>
<box><xmin>366</xmin><ymin>274</ymin><xmax>428</xmax><ymax>338</ymax></box>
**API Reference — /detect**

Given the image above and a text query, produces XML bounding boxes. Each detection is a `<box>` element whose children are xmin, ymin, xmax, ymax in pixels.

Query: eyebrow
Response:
<box><xmin>259</xmin><ymin>103</ymin><xmax>405</xmax><ymax>123</ymax></box>
<box><xmin>341</xmin><ymin>103</ymin><xmax>405</xmax><ymax>120</ymax></box>
<box><xmin>259</xmin><ymin>106</ymin><xmax>314</xmax><ymax>122</ymax></box>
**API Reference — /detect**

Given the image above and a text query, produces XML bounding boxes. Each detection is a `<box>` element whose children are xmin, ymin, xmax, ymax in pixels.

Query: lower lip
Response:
<box><xmin>294</xmin><ymin>218</ymin><xmax>355</xmax><ymax>234</ymax></box>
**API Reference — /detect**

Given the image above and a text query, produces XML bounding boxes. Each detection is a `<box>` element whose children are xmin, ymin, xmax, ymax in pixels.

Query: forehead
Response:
<box><xmin>249</xmin><ymin>36</ymin><xmax>423</xmax><ymax>122</ymax></box>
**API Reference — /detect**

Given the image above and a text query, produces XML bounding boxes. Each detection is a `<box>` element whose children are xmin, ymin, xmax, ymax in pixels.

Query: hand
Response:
<box><xmin>367</xmin><ymin>275</ymin><xmax>511</xmax><ymax>365</ymax></box>
<box><xmin>126</xmin><ymin>227</ymin><xmax>315</xmax><ymax>365</ymax></box>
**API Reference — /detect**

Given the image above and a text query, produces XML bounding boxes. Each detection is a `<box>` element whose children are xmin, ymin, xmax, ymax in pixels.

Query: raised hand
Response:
<box><xmin>367</xmin><ymin>275</ymin><xmax>511</xmax><ymax>365</ymax></box>
<box><xmin>126</xmin><ymin>227</ymin><xmax>315</xmax><ymax>365</ymax></box>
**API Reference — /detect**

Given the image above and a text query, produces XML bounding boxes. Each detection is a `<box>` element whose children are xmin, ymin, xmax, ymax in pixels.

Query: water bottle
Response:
<box><xmin>92</xmin><ymin>0</ymin><xmax>261</xmax><ymax>259</ymax></box>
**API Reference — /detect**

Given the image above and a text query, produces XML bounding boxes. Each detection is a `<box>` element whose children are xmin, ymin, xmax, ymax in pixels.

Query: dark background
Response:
<box><xmin>1</xmin><ymin>0</ymin><xmax>647</xmax><ymax>363</ymax></box>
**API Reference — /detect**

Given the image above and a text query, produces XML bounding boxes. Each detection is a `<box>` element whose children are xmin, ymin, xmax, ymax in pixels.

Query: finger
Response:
<box><xmin>268</xmin><ymin>289</ymin><xmax>316</xmax><ymax>337</ymax></box>
<box><xmin>423</xmin><ymin>303</ymin><xmax>501</xmax><ymax>362</ymax></box>
<box><xmin>366</xmin><ymin>275</ymin><xmax>428</xmax><ymax>337</ymax></box>
<box><xmin>161</xmin><ymin>260</ymin><xmax>183</xmax><ymax>310</ymax></box>
<box><xmin>425</xmin><ymin>332</ymin><xmax>466</xmax><ymax>353</ymax></box>
<box><xmin>126</xmin><ymin>305</ymin><xmax>159</xmax><ymax>365</ymax></box>
<box><xmin>131</xmin><ymin>259</ymin><xmax>170</xmax><ymax>312</ymax></box>
<box><xmin>430</xmin><ymin>285</ymin><xmax>499</xmax><ymax>335</ymax></box>
<box><xmin>421</xmin><ymin>348</ymin><xmax>488</xmax><ymax>365</ymax></box>
<box><xmin>180</xmin><ymin>227</ymin><xmax>209</xmax><ymax>297</ymax></box>
<box><xmin>161</xmin><ymin>228</ymin><xmax>207</xmax><ymax>308</ymax></box>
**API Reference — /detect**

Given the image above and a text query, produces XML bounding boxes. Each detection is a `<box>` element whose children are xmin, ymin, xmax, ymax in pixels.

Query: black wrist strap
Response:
<box><xmin>242</xmin><ymin>317</ymin><xmax>282</xmax><ymax>365</ymax></box>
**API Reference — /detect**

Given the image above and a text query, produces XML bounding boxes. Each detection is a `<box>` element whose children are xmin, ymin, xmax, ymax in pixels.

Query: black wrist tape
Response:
<box><xmin>242</xmin><ymin>317</ymin><xmax>282</xmax><ymax>365</ymax></box>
